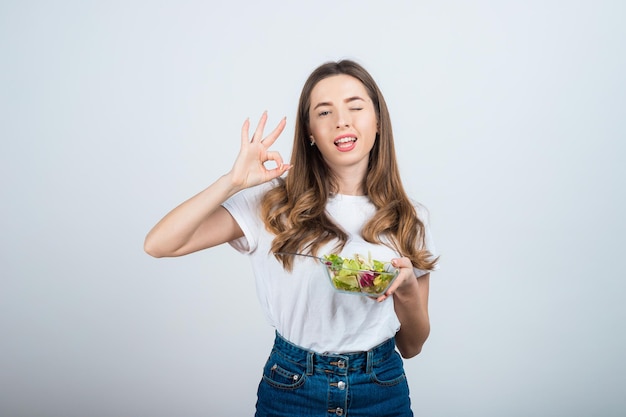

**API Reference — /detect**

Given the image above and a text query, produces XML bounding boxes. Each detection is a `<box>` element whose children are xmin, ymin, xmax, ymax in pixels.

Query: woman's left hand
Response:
<box><xmin>379</xmin><ymin>257</ymin><xmax>431</xmax><ymax>357</ymax></box>
<box><xmin>375</xmin><ymin>257</ymin><xmax>417</xmax><ymax>303</ymax></box>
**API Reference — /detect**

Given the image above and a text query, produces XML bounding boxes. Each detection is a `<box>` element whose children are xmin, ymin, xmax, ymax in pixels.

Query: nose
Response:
<box><xmin>335</xmin><ymin>108</ymin><xmax>351</xmax><ymax>128</ymax></box>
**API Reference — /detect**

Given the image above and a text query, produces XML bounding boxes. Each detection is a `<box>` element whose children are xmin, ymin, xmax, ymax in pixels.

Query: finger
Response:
<box><xmin>251</xmin><ymin>111</ymin><xmax>268</xmax><ymax>142</ymax></box>
<box><xmin>264</xmin><ymin>151</ymin><xmax>292</xmax><ymax>179</ymax></box>
<box><xmin>264</xmin><ymin>150</ymin><xmax>285</xmax><ymax>170</ymax></box>
<box><xmin>391</xmin><ymin>257</ymin><xmax>412</xmax><ymax>269</ymax></box>
<box><xmin>376</xmin><ymin>274</ymin><xmax>404</xmax><ymax>302</ymax></box>
<box><xmin>386</xmin><ymin>280</ymin><xmax>402</xmax><ymax>296</ymax></box>
<box><xmin>265</xmin><ymin>162</ymin><xmax>292</xmax><ymax>179</ymax></box>
<box><xmin>241</xmin><ymin>118</ymin><xmax>251</xmax><ymax>145</ymax></box>
<box><xmin>376</xmin><ymin>277</ymin><xmax>403</xmax><ymax>303</ymax></box>
<box><xmin>377</xmin><ymin>258</ymin><xmax>412</xmax><ymax>303</ymax></box>
<box><xmin>261</xmin><ymin>117</ymin><xmax>287</xmax><ymax>147</ymax></box>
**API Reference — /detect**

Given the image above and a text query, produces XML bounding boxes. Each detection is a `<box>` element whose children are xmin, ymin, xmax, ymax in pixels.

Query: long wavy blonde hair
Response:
<box><xmin>261</xmin><ymin>60</ymin><xmax>438</xmax><ymax>272</ymax></box>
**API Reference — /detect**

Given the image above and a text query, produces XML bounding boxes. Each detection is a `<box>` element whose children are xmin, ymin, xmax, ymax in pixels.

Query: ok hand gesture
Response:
<box><xmin>229</xmin><ymin>111</ymin><xmax>291</xmax><ymax>190</ymax></box>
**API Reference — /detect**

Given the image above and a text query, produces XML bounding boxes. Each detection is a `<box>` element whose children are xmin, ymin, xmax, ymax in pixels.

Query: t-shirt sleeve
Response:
<box><xmin>413</xmin><ymin>202</ymin><xmax>440</xmax><ymax>277</ymax></box>
<box><xmin>221</xmin><ymin>182</ymin><xmax>273</xmax><ymax>254</ymax></box>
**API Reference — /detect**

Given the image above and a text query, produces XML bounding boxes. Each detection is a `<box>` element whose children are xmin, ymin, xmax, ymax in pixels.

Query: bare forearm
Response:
<box><xmin>144</xmin><ymin>113</ymin><xmax>289</xmax><ymax>258</ymax></box>
<box><xmin>143</xmin><ymin>173</ymin><xmax>242</xmax><ymax>257</ymax></box>
<box><xmin>393</xmin><ymin>274</ymin><xmax>430</xmax><ymax>358</ymax></box>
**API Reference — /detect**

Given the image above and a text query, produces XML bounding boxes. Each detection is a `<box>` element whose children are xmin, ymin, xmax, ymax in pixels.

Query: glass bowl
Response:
<box><xmin>275</xmin><ymin>252</ymin><xmax>399</xmax><ymax>297</ymax></box>
<box><xmin>323</xmin><ymin>261</ymin><xmax>399</xmax><ymax>296</ymax></box>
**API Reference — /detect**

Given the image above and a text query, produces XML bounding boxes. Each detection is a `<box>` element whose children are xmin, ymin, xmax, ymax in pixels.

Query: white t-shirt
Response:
<box><xmin>222</xmin><ymin>181</ymin><xmax>437</xmax><ymax>353</ymax></box>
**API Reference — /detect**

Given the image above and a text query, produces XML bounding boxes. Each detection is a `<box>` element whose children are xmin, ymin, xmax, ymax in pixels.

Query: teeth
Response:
<box><xmin>334</xmin><ymin>137</ymin><xmax>356</xmax><ymax>145</ymax></box>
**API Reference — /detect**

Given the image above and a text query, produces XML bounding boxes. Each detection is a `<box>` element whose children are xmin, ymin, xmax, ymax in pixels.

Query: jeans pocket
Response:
<box><xmin>370</xmin><ymin>351</ymin><xmax>407</xmax><ymax>387</ymax></box>
<box><xmin>261</xmin><ymin>351</ymin><xmax>307</xmax><ymax>390</ymax></box>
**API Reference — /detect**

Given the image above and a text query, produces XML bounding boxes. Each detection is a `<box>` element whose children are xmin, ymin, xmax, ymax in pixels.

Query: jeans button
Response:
<box><xmin>337</xmin><ymin>360</ymin><xmax>346</xmax><ymax>369</ymax></box>
<box><xmin>337</xmin><ymin>381</ymin><xmax>346</xmax><ymax>390</ymax></box>
<box><xmin>335</xmin><ymin>407</ymin><xmax>344</xmax><ymax>416</ymax></box>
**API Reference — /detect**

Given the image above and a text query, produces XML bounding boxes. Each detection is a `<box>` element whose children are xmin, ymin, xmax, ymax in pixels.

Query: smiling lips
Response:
<box><xmin>334</xmin><ymin>135</ymin><xmax>357</xmax><ymax>151</ymax></box>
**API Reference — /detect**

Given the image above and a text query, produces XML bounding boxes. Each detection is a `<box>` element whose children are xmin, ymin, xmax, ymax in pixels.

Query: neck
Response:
<box><xmin>332</xmin><ymin>165</ymin><xmax>367</xmax><ymax>196</ymax></box>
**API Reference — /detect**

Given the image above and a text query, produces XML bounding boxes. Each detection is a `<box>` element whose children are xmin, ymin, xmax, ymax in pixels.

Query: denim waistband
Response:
<box><xmin>272</xmin><ymin>331</ymin><xmax>397</xmax><ymax>376</ymax></box>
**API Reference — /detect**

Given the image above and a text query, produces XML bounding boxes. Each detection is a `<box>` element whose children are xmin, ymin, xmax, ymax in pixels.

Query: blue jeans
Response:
<box><xmin>255</xmin><ymin>332</ymin><xmax>413</xmax><ymax>417</ymax></box>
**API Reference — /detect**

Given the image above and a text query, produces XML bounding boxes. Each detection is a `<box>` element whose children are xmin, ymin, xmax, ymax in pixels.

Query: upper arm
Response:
<box><xmin>416</xmin><ymin>272</ymin><xmax>430</xmax><ymax>310</ymax></box>
<box><xmin>170</xmin><ymin>206</ymin><xmax>244</xmax><ymax>257</ymax></box>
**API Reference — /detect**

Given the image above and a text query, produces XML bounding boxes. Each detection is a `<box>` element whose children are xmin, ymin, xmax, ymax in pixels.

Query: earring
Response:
<box><xmin>309</xmin><ymin>135</ymin><xmax>315</xmax><ymax>146</ymax></box>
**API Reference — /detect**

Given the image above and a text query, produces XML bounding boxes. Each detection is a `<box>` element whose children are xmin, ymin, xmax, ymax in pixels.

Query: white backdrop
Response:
<box><xmin>1</xmin><ymin>1</ymin><xmax>625</xmax><ymax>416</ymax></box>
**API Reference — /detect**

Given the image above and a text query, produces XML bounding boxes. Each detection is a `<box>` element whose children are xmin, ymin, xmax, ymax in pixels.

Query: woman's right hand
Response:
<box><xmin>227</xmin><ymin>111</ymin><xmax>291</xmax><ymax>190</ymax></box>
<box><xmin>144</xmin><ymin>111</ymin><xmax>290</xmax><ymax>258</ymax></box>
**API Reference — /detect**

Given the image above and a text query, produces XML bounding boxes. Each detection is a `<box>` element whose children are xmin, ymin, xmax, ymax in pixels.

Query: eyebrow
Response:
<box><xmin>312</xmin><ymin>96</ymin><xmax>366</xmax><ymax>110</ymax></box>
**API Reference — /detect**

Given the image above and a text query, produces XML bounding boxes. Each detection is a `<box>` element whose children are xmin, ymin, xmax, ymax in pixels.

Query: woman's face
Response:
<box><xmin>308</xmin><ymin>74</ymin><xmax>378</xmax><ymax>175</ymax></box>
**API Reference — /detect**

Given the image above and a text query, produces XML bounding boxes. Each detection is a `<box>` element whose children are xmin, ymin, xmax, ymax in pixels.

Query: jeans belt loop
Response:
<box><xmin>366</xmin><ymin>349</ymin><xmax>374</xmax><ymax>374</ymax></box>
<box><xmin>306</xmin><ymin>351</ymin><xmax>314</xmax><ymax>375</ymax></box>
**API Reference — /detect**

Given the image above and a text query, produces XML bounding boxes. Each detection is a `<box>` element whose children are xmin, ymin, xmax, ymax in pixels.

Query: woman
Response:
<box><xmin>145</xmin><ymin>60</ymin><xmax>438</xmax><ymax>416</ymax></box>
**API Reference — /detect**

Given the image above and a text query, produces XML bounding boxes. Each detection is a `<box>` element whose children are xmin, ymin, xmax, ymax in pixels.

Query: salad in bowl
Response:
<box><xmin>322</xmin><ymin>253</ymin><xmax>399</xmax><ymax>296</ymax></box>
